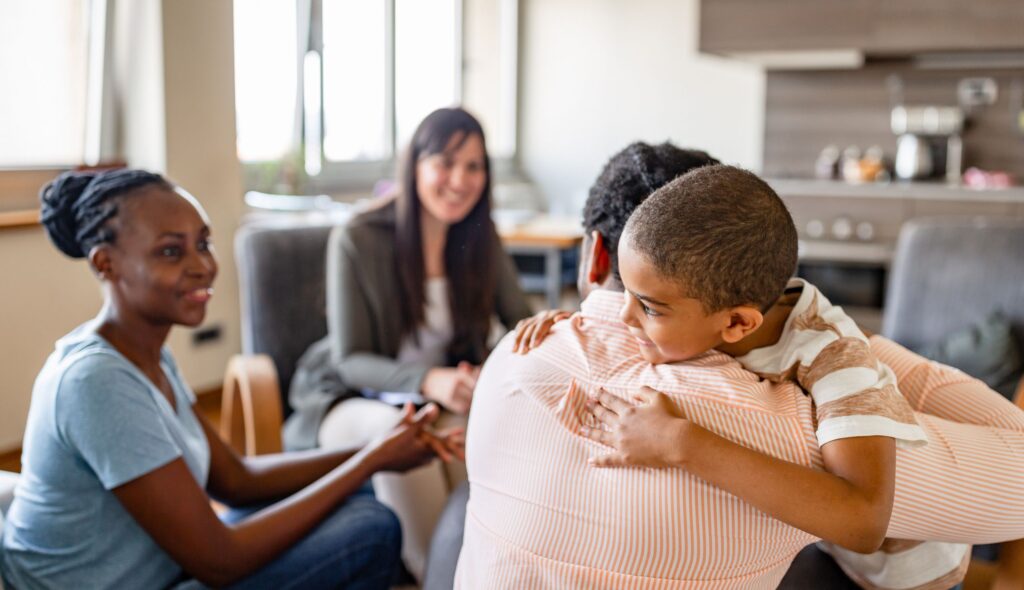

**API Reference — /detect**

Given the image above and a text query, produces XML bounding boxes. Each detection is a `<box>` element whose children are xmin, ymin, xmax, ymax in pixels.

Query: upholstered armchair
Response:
<box><xmin>219</xmin><ymin>219</ymin><xmax>341</xmax><ymax>456</ymax></box>
<box><xmin>883</xmin><ymin>216</ymin><xmax>1024</xmax><ymax>400</ymax></box>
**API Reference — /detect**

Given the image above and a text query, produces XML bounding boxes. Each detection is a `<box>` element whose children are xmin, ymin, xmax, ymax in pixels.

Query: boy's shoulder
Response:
<box><xmin>783</xmin><ymin>279</ymin><xmax>864</xmax><ymax>342</ymax></box>
<box><xmin>736</xmin><ymin>279</ymin><xmax>870</xmax><ymax>379</ymax></box>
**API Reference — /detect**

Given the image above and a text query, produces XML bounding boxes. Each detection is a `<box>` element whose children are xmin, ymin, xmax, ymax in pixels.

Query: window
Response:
<box><xmin>0</xmin><ymin>0</ymin><xmax>90</xmax><ymax>168</ymax></box>
<box><xmin>322</xmin><ymin>0</ymin><xmax>388</xmax><ymax>162</ymax></box>
<box><xmin>393</xmin><ymin>0</ymin><xmax>460</xmax><ymax>150</ymax></box>
<box><xmin>232</xmin><ymin>0</ymin><xmax>299</xmax><ymax>163</ymax></box>
<box><xmin>234</xmin><ymin>0</ymin><xmax>518</xmax><ymax>191</ymax></box>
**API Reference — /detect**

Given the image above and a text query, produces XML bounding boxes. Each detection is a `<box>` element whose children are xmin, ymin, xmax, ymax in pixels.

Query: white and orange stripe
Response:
<box><xmin>821</xmin><ymin>333</ymin><xmax>1024</xmax><ymax>590</ymax></box>
<box><xmin>455</xmin><ymin>290</ymin><xmax>1024</xmax><ymax>589</ymax></box>
<box><xmin>737</xmin><ymin>279</ymin><xmax>928</xmax><ymax>449</ymax></box>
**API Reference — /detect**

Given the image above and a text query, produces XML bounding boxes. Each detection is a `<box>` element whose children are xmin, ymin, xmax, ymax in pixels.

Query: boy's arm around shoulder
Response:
<box><xmin>583</xmin><ymin>386</ymin><xmax>896</xmax><ymax>553</ymax></box>
<box><xmin>676</xmin><ymin>416</ymin><xmax>896</xmax><ymax>553</ymax></box>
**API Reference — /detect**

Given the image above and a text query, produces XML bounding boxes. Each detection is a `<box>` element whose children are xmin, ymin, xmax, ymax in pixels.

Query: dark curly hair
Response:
<box><xmin>39</xmin><ymin>169</ymin><xmax>172</xmax><ymax>259</ymax></box>
<box><xmin>582</xmin><ymin>142</ymin><xmax>719</xmax><ymax>277</ymax></box>
<box><xmin>625</xmin><ymin>165</ymin><xmax>798</xmax><ymax>312</ymax></box>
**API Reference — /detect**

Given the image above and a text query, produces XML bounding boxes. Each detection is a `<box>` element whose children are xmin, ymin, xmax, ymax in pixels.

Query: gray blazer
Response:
<box><xmin>283</xmin><ymin>200</ymin><xmax>532</xmax><ymax>450</ymax></box>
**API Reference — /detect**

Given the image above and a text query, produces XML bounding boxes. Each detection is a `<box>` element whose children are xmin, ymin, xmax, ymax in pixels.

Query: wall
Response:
<box><xmin>0</xmin><ymin>0</ymin><xmax>243</xmax><ymax>450</ymax></box>
<box><xmin>763</xmin><ymin>63</ymin><xmax>1024</xmax><ymax>179</ymax></box>
<box><xmin>0</xmin><ymin>229</ymin><xmax>102</xmax><ymax>449</ymax></box>
<box><xmin>517</xmin><ymin>0</ymin><xmax>765</xmax><ymax>214</ymax></box>
<box><xmin>159</xmin><ymin>0</ymin><xmax>245</xmax><ymax>388</ymax></box>
<box><xmin>462</xmin><ymin>0</ymin><xmax>505</xmax><ymax>152</ymax></box>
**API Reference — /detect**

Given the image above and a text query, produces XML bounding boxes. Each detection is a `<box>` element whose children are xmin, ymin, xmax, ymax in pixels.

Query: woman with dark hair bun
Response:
<box><xmin>1</xmin><ymin>169</ymin><xmax>457</xmax><ymax>589</ymax></box>
<box><xmin>285</xmin><ymin>106</ymin><xmax>532</xmax><ymax>580</ymax></box>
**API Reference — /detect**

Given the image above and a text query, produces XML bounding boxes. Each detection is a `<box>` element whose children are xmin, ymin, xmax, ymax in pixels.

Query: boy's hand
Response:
<box><xmin>512</xmin><ymin>310</ymin><xmax>572</xmax><ymax>354</ymax></box>
<box><xmin>578</xmin><ymin>386</ymin><xmax>692</xmax><ymax>469</ymax></box>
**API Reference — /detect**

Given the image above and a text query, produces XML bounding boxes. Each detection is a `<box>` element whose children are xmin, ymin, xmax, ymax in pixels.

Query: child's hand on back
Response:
<box><xmin>512</xmin><ymin>310</ymin><xmax>572</xmax><ymax>354</ymax></box>
<box><xmin>579</xmin><ymin>386</ymin><xmax>693</xmax><ymax>469</ymax></box>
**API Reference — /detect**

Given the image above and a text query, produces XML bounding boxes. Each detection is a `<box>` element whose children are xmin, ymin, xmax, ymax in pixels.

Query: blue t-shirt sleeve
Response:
<box><xmin>54</xmin><ymin>352</ymin><xmax>183</xmax><ymax>490</ymax></box>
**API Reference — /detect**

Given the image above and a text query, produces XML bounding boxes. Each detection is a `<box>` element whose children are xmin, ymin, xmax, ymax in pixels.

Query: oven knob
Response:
<box><xmin>806</xmin><ymin>219</ymin><xmax>825</xmax><ymax>239</ymax></box>
<box><xmin>856</xmin><ymin>221</ymin><xmax>875</xmax><ymax>241</ymax></box>
<box><xmin>832</xmin><ymin>216</ymin><xmax>854</xmax><ymax>240</ymax></box>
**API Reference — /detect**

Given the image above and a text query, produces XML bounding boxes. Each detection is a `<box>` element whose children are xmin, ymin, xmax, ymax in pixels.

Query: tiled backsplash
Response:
<box><xmin>763</xmin><ymin>62</ymin><xmax>1024</xmax><ymax>180</ymax></box>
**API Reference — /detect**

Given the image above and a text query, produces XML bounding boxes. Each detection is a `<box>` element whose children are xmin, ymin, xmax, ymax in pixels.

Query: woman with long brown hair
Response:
<box><xmin>285</xmin><ymin>106</ymin><xmax>532</xmax><ymax>580</ymax></box>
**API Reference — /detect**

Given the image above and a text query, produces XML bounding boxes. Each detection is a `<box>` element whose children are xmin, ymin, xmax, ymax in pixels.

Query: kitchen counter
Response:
<box><xmin>767</xmin><ymin>178</ymin><xmax>1024</xmax><ymax>203</ymax></box>
<box><xmin>765</xmin><ymin>178</ymin><xmax>1024</xmax><ymax>267</ymax></box>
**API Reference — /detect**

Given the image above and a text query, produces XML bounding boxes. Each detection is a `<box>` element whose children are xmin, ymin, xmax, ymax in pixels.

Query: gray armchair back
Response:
<box><xmin>882</xmin><ymin>217</ymin><xmax>1024</xmax><ymax>350</ymax></box>
<box><xmin>234</xmin><ymin>220</ymin><xmax>339</xmax><ymax>415</ymax></box>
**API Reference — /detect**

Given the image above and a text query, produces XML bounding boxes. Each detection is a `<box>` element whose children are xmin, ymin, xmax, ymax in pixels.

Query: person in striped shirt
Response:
<box><xmin>507</xmin><ymin>149</ymin><xmax>1024</xmax><ymax>589</ymax></box>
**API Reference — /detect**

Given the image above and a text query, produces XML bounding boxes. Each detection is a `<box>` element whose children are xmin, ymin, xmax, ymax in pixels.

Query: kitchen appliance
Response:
<box><xmin>891</xmin><ymin>106</ymin><xmax>964</xmax><ymax>182</ymax></box>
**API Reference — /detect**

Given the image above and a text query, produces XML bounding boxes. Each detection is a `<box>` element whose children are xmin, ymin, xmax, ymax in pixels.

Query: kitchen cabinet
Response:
<box><xmin>909</xmin><ymin>198</ymin><xmax>1018</xmax><ymax>219</ymax></box>
<box><xmin>775</xmin><ymin>181</ymin><xmax>1024</xmax><ymax>332</ymax></box>
<box><xmin>770</xmin><ymin>179</ymin><xmax>1024</xmax><ymax>265</ymax></box>
<box><xmin>872</xmin><ymin>0</ymin><xmax>1024</xmax><ymax>53</ymax></box>
<box><xmin>700</xmin><ymin>0</ymin><xmax>1024</xmax><ymax>58</ymax></box>
<box><xmin>699</xmin><ymin>0</ymin><xmax>875</xmax><ymax>53</ymax></box>
<box><xmin>781</xmin><ymin>194</ymin><xmax>908</xmax><ymax>249</ymax></box>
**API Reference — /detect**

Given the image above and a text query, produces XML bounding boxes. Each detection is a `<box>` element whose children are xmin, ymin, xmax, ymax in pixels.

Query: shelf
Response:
<box><xmin>0</xmin><ymin>209</ymin><xmax>40</xmax><ymax>230</ymax></box>
<box><xmin>798</xmin><ymin>240</ymin><xmax>893</xmax><ymax>265</ymax></box>
<box><xmin>769</xmin><ymin>179</ymin><xmax>1024</xmax><ymax>203</ymax></box>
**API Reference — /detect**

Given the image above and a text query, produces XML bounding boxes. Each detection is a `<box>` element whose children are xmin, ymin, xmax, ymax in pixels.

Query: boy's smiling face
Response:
<box><xmin>617</xmin><ymin>233</ymin><xmax>732</xmax><ymax>365</ymax></box>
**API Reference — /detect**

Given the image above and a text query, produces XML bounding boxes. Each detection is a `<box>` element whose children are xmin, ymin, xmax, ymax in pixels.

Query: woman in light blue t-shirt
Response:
<box><xmin>0</xmin><ymin>169</ymin><xmax>461</xmax><ymax>590</ymax></box>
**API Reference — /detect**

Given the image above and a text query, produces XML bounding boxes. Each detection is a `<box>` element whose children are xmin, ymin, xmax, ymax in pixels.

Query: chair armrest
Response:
<box><xmin>0</xmin><ymin>470</ymin><xmax>19</xmax><ymax>515</ymax></box>
<box><xmin>220</xmin><ymin>355</ymin><xmax>283</xmax><ymax>456</ymax></box>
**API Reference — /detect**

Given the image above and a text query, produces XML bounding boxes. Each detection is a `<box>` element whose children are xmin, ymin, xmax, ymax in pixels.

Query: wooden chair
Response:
<box><xmin>219</xmin><ymin>354</ymin><xmax>283</xmax><ymax>456</ymax></box>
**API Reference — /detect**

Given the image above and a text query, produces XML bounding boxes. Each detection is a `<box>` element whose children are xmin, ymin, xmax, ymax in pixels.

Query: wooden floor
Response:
<box><xmin>0</xmin><ymin>448</ymin><xmax>20</xmax><ymax>473</ymax></box>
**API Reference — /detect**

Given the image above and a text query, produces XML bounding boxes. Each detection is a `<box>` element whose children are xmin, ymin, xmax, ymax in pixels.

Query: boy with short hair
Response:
<box><xmin>604</xmin><ymin>163</ymin><xmax>929</xmax><ymax>552</ymax></box>
<box><xmin>518</xmin><ymin>164</ymin><xmax>1013</xmax><ymax>589</ymax></box>
<box><xmin>616</xmin><ymin>165</ymin><xmax>927</xmax><ymax>451</ymax></box>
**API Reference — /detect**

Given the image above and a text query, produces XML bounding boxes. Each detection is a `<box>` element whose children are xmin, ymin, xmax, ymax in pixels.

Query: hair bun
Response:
<box><xmin>39</xmin><ymin>171</ymin><xmax>97</xmax><ymax>259</ymax></box>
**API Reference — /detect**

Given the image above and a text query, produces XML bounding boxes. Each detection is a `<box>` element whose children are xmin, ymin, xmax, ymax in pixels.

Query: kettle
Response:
<box><xmin>894</xmin><ymin>134</ymin><xmax>933</xmax><ymax>180</ymax></box>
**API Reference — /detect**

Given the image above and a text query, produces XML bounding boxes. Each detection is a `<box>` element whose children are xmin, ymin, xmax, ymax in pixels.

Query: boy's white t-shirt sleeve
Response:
<box><xmin>801</xmin><ymin>345</ymin><xmax>929</xmax><ymax>448</ymax></box>
<box><xmin>739</xmin><ymin>280</ymin><xmax>929</xmax><ymax>449</ymax></box>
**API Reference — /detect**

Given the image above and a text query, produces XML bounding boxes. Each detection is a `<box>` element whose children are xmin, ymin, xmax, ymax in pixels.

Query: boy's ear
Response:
<box><xmin>587</xmin><ymin>231</ymin><xmax>611</xmax><ymax>285</ymax></box>
<box><xmin>719</xmin><ymin>306</ymin><xmax>764</xmax><ymax>344</ymax></box>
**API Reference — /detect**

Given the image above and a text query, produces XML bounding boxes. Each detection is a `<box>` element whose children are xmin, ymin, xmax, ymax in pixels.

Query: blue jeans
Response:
<box><xmin>175</xmin><ymin>486</ymin><xmax>401</xmax><ymax>590</ymax></box>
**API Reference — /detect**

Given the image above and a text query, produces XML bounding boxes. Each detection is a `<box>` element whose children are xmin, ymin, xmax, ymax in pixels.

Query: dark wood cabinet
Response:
<box><xmin>871</xmin><ymin>0</ymin><xmax>1024</xmax><ymax>53</ymax></box>
<box><xmin>700</xmin><ymin>0</ymin><xmax>1024</xmax><ymax>56</ymax></box>
<box><xmin>700</xmin><ymin>0</ymin><xmax>875</xmax><ymax>53</ymax></box>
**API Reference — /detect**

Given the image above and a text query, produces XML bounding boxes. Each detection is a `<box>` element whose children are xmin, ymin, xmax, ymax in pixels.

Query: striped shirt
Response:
<box><xmin>456</xmin><ymin>290</ymin><xmax>1024</xmax><ymax>589</ymax></box>
<box><xmin>825</xmin><ymin>335</ymin><xmax>1024</xmax><ymax>590</ymax></box>
<box><xmin>736</xmin><ymin>279</ymin><xmax>927</xmax><ymax>449</ymax></box>
<box><xmin>736</xmin><ymin>277</ymin><xmax>972</xmax><ymax>590</ymax></box>
<box><xmin>737</xmin><ymin>279</ymin><xmax>954</xmax><ymax>590</ymax></box>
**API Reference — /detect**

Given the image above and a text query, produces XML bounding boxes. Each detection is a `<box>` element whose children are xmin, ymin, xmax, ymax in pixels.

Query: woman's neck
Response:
<box><xmin>95</xmin><ymin>299</ymin><xmax>170</xmax><ymax>369</ymax></box>
<box><xmin>420</xmin><ymin>213</ymin><xmax>449</xmax><ymax>279</ymax></box>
